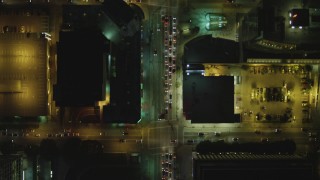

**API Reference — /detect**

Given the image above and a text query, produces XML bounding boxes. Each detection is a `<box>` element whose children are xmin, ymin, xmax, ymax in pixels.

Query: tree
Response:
<box><xmin>266</xmin><ymin>114</ymin><xmax>272</xmax><ymax>121</ymax></box>
<box><xmin>251</xmin><ymin>82</ymin><xmax>257</xmax><ymax>88</ymax></box>
<box><xmin>195</xmin><ymin>140</ymin><xmax>212</xmax><ymax>154</ymax></box>
<box><xmin>40</xmin><ymin>139</ymin><xmax>58</xmax><ymax>161</ymax></box>
<box><xmin>62</xmin><ymin>137</ymin><xmax>82</xmax><ymax>166</ymax></box>
<box><xmin>81</xmin><ymin>140</ymin><xmax>104</xmax><ymax>156</ymax></box>
<box><xmin>195</xmin><ymin>140</ymin><xmax>296</xmax><ymax>154</ymax></box>
<box><xmin>305</xmin><ymin>65</ymin><xmax>313</xmax><ymax>72</ymax></box>
<box><xmin>24</xmin><ymin>144</ymin><xmax>39</xmax><ymax>158</ymax></box>
<box><xmin>176</xmin><ymin>81</ymin><xmax>181</xmax><ymax>88</ymax></box>
<box><xmin>0</xmin><ymin>141</ymin><xmax>17</xmax><ymax>155</ymax></box>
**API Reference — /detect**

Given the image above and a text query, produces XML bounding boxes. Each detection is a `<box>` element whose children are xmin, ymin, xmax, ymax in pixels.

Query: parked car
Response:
<box><xmin>187</xmin><ymin>139</ymin><xmax>195</xmax><ymax>144</ymax></box>
<box><xmin>198</xmin><ymin>132</ymin><xmax>205</xmax><ymax>137</ymax></box>
<box><xmin>232</xmin><ymin>137</ymin><xmax>239</xmax><ymax>142</ymax></box>
<box><xmin>153</xmin><ymin>49</ymin><xmax>158</xmax><ymax>56</ymax></box>
<box><xmin>170</xmin><ymin>139</ymin><xmax>177</xmax><ymax>143</ymax></box>
<box><xmin>261</xmin><ymin>138</ymin><xmax>269</xmax><ymax>143</ymax></box>
<box><xmin>274</xmin><ymin>129</ymin><xmax>281</xmax><ymax>133</ymax></box>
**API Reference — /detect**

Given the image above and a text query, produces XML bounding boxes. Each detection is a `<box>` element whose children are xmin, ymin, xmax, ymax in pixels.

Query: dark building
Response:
<box><xmin>290</xmin><ymin>9</ymin><xmax>310</xmax><ymax>27</ymax></box>
<box><xmin>192</xmin><ymin>152</ymin><xmax>314</xmax><ymax>180</ymax></box>
<box><xmin>259</xmin><ymin>6</ymin><xmax>275</xmax><ymax>34</ymax></box>
<box><xmin>0</xmin><ymin>155</ymin><xmax>22</xmax><ymax>180</ymax></box>
<box><xmin>61</xmin><ymin>5</ymin><xmax>104</xmax><ymax>30</ymax></box>
<box><xmin>102</xmin><ymin>0</ymin><xmax>140</xmax><ymax>37</ymax></box>
<box><xmin>183</xmin><ymin>35</ymin><xmax>240</xmax><ymax>64</ymax></box>
<box><xmin>103</xmin><ymin>30</ymin><xmax>141</xmax><ymax>124</ymax></box>
<box><xmin>102</xmin><ymin>0</ymin><xmax>135</xmax><ymax>28</ymax></box>
<box><xmin>182</xmin><ymin>36</ymin><xmax>239</xmax><ymax>123</ymax></box>
<box><xmin>65</xmin><ymin>153</ymin><xmax>143</xmax><ymax>179</ymax></box>
<box><xmin>56</xmin><ymin>3</ymin><xmax>142</xmax><ymax>124</ymax></box>
<box><xmin>183</xmin><ymin>75</ymin><xmax>235</xmax><ymax>123</ymax></box>
<box><xmin>54</xmin><ymin>28</ymin><xmax>109</xmax><ymax>107</ymax></box>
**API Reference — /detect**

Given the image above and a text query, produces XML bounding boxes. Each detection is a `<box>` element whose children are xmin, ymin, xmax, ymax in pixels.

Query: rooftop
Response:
<box><xmin>184</xmin><ymin>35</ymin><xmax>240</xmax><ymax>64</ymax></box>
<box><xmin>183</xmin><ymin>75</ymin><xmax>235</xmax><ymax>123</ymax></box>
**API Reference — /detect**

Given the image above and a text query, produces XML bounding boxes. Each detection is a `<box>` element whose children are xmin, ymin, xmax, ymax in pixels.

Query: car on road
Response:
<box><xmin>308</xmin><ymin>132</ymin><xmax>317</xmax><ymax>137</ymax></box>
<box><xmin>153</xmin><ymin>49</ymin><xmax>157</xmax><ymax>56</ymax></box>
<box><xmin>172</xmin><ymin>17</ymin><xmax>177</xmax><ymax>25</ymax></box>
<box><xmin>99</xmin><ymin>132</ymin><xmax>105</xmax><ymax>136</ymax></box>
<box><xmin>164</xmin><ymin>37</ymin><xmax>168</xmax><ymax>44</ymax></box>
<box><xmin>172</xmin><ymin>26</ymin><xmax>177</xmax><ymax>34</ymax></box>
<box><xmin>3</xmin><ymin>25</ymin><xmax>17</xmax><ymax>33</ymax></box>
<box><xmin>198</xmin><ymin>132</ymin><xmax>205</xmax><ymax>137</ymax></box>
<box><xmin>162</xmin><ymin>169</ymin><xmax>167</xmax><ymax>178</ymax></box>
<box><xmin>164</xmin><ymin>153</ymin><xmax>170</xmax><ymax>160</ymax></box>
<box><xmin>164</xmin><ymin>16</ymin><xmax>169</xmax><ymax>27</ymax></box>
<box><xmin>35</xmin><ymin>134</ymin><xmax>40</xmax><ymax>137</ymax></box>
<box><xmin>301</xmin><ymin>128</ymin><xmax>309</xmax><ymax>133</ymax></box>
<box><xmin>120</xmin><ymin>139</ymin><xmax>126</xmax><ymax>143</ymax></box>
<box><xmin>72</xmin><ymin>132</ymin><xmax>80</xmax><ymax>136</ymax></box>
<box><xmin>170</xmin><ymin>139</ymin><xmax>177</xmax><ymax>143</ymax></box>
<box><xmin>274</xmin><ymin>129</ymin><xmax>281</xmax><ymax>133</ymax></box>
<box><xmin>214</xmin><ymin>132</ymin><xmax>221</xmax><ymax>136</ymax></box>
<box><xmin>122</xmin><ymin>131</ymin><xmax>128</xmax><ymax>135</ymax></box>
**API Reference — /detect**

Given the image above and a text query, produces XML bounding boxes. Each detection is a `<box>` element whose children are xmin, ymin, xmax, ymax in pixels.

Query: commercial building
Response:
<box><xmin>0</xmin><ymin>33</ymin><xmax>49</xmax><ymax>117</ymax></box>
<box><xmin>0</xmin><ymin>155</ymin><xmax>22</xmax><ymax>180</ymax></box>
<box><xmin>55</xmin><ymin>1</ymin><xmax>143</xmax><ymax>124</ymax></box>
<box><xmin>0</xmin><ymin>5</ymin><xmax>50</xmax><ymax>119</ymax></box>
<box><xmin>182</xmin><ymin>36</ymin><xmax>240</xmax><ymax>123</ymax></box>
<box><xmin>192</xmin><ymin>152</ymin><xmax>314</xmax><ymax>180</ymax></box>
<box><xmin>54</xmin><ymin>28</ymin><xmax>109</xmax><ymax>107</ymax></box>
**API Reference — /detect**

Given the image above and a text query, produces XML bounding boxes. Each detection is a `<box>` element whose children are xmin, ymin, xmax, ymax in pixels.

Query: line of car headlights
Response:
<box><xmin>162</xmin><ymin>15</ymin><xmax>177</xmax><ymax>112</ymax></box>
<box><xmin>161</xmin><ymin>152</ymin><xmax>176</xmax><ymax>180</ymax></box>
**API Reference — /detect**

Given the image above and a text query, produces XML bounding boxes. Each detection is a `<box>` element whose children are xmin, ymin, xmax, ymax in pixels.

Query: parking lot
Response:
<box><xmin>203</xmin><ymin>63</ymin><xmax>316</xmax><ymax>126</ymax></box>
<box><xmin>0</xmin><ymin>7</ymin><xmax>49</xmax><ymax>33</ymax></box>
<box><xmin>240</xmin><ymin>64</ymin><xmax>315</xmax><ymax>125</ymax></box>
<box><xmin>0</xmin><ymin>33</ymin><xmax>48</xmax><ymax>116</ymax></box>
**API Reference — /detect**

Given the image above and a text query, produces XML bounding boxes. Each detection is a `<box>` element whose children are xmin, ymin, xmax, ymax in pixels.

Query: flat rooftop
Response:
<box><xmin>103</xmin><ymin>30</ymin><xmax>141</xmax><ymax>124</ymax></box>
<box><xmin>193</xmin><ymin>153</ymin><xmax>305</xmax><ymax>161</ymax></box>
<box><xmin>55</xmin><ymin>29</ymin><xmax>108</xmax><ymax>107</ymax></box>
<box><xmin>193</xmin><ymin>152</ymin><xmax>313</xmax><ymax>180</ymax></box>
<box><xmin>0</xmin><ymin>33</ymin><xmax>48</xmax><ymax>116</ymax></box>
<box><xmin>183</xmin><ymin>75</ymin><xmax>235</xmax><ymax>123</ymax></box>
<box><xmin>290</xmin><ymin>9</ymin><xmax>309</xmax><ymax>27</ymax></box>
<box><xmin>184</xmin><ymin>35</ymin><xmax>240</xmax><ymax>64</ymax></box>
